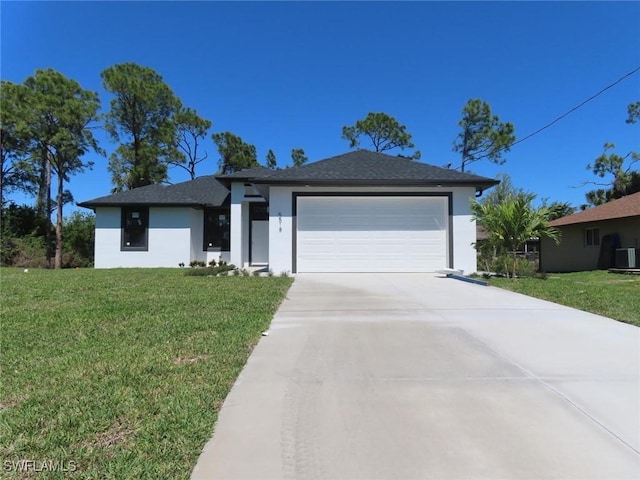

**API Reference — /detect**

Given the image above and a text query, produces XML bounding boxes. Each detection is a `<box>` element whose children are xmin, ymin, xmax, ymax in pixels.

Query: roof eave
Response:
<box><xmin>550</xmin><ymin>212</ymin><xmax>640</xmax><ymax>227</ymax></box>
<box><xmin>77</xmin><ymin>201</ymin><xmax>209</xmax><ymax>209</ymax></box>
<box><xmin>251</xmin><ymin>178</ymin><xmax>499</xmax><ymax>190</ymax></box>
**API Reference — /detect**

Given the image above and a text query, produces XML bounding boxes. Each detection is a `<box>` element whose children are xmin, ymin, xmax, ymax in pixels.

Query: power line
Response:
<box><xmin>510</xmin><ymin>65</ymin><xmax>640</xmax><ymax>148</ymax></box>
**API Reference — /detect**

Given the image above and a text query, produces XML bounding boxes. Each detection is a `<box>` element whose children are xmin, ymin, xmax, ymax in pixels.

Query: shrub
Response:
<box><xmin>514</xmin><ymin>257</ymin><xmax>537</xmax><ymax>277</ymax></box>
<box><xmin>185</xmin><ymin>267</ymin><xmax>215</xmax><ymax>277</ymax></box>
<box><xmin>62</xmin><ymin>211</ymin><xmax>95</xmax><ymax>265</ymax></box>
<box><xmin>184</xmin><ymin>263</ymin><xmax>235</xmax><ymax>277</ymax></box>
<box><xmin>491</xmin><ymin>254</ymin><xmax>537</xmax><ymax>278</ymax></box>
<box><xmin>1</xmin><ymin>205</ymin><xmax>96</xmax><ymax>268</ymax></box>
<box><xmin>189</xmin><ymin>260</ymin><xmax>206</xmax><ymax>268</ymax></box>
<box><xmin>4</xmin><ymin>235</ymin><xmax>49</xmax><ymax>268</ymax></box>
<box><xmin>208</xmin><ymin>259</ymin><xmax>217</xmax><ymax>267</ymax></box>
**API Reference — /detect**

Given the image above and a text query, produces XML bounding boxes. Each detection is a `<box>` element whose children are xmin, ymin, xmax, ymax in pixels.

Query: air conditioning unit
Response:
<box><xmin>615</xmin><ymin>248</ymin><xmax>639</xmax><ymax>268</ymax></box>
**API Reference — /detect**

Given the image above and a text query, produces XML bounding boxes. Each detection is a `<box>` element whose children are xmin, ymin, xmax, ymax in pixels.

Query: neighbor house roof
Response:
<box><xmin>248</xmin><ymin>150</ymin><xmax>499</xmax><ymax>190</ymax></box>
<box><xmin>78</xmin><ymin>175</ymin><xmax>230</xmax><ymax>208</ymax></box>
<box><xmin>549</xmin><ymin>191</ymin><xmax>640</xmax><ymax>227</ymax></box>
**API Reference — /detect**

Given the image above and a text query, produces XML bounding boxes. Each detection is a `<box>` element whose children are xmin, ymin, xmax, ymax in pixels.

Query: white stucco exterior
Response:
<box><xmin>451</xmin><ymin>188</ymin><xmax>479</xmax><ymax>274</ymax></box>
<box><xmin>94</xmin><ymin>207</ymin><xmax>190</xmax><ymax>268</ymax></box>
<box><xmin>94</xmin><ymin>206</ymin><xmax>230</xmax><ymax>268</ymax></box>
<box><xmin>229</xmin><ymin>182</ymin><xmax>267</xmax><ymax>268</ymax></box>
<box><xmin>93</xmin><ymin>184</ymin><xmax>479</xmax><ymax>273</ymax></box>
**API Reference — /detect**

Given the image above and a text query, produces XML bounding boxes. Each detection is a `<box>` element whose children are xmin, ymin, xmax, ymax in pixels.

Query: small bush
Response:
<box><xmin>178</xmin><ymin>262</ymin><xmax>185</xmax><ymax>268</ymax></box>
<box><xmin>208</xmin><ymin>259</ymin><xmax>217</xmax><ymax>267</ymax></box>
<box><xmin>279</xmin><ymin>271</ymin><xmax>289</xmax><ymax>277</ymax></box>
<box><xmin>184</xmin><ymin>263</ymin><xmax>235</xmax><ymax>277</ymax></box>
<box><xmin>267</xmin><ymin>269</ymin><xmax>274</xmax><ymax>277</ymax></box>
<box><xmin>514</xmin><ymin>257</ymin><xmax>537</xmax><ymax>277</ymax></box>
<box><xmin>491</xmin><ymin>254</ymin><xmax>512</xmax><ymax>277</ymax></box>
<box><xmin>491</xmin><ymin>254</ymin><xmax>537</xmax><ymax>278</ymax></box>
<box><xmin>252</xmin><ymin>270</ymin><xmax>261</xmax><ymax>276</ymax></box>
<box><xmin>232</xmin><ymin>269</ymin><xmax>240</xmax><ymax>276</ymax></box>
<box><xmin>189</xmin><ymin>260</ymin><xmax>207</xmax><ymax>268</ymax></box>
<box><xmin>241</xmin><ymin>268</ymin><xmax>250</xmax><ymax>277</ymax></box>
<box><xmin>185</xmin><ymin>267</ymin><xmax>215</xmax><ymax>277</ymax></box>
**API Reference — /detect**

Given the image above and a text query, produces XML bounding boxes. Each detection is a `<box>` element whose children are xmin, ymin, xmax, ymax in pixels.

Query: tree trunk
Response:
<box><xmin>45</xmin><ymin>153</ymin><xmax>52</xmax><ymax>269</ymax></box>
<box><xmin>0</xmin><ymin>132</ymin><xmax>5</xmax><ymax>209</ymax></box>
<box><xmin>54</xmin><ymin>171</ymin><xmax>64</xmax><ymax>269</ymax></box>
<box><xmin>36</xmin><ymin>149</ymin><xmax>48</xmax><ymax>217</ymax></box>
<box><xmin>461</xmin><ymin>130</ymin><xmax>470</xmax><ymax>172</ymax></box>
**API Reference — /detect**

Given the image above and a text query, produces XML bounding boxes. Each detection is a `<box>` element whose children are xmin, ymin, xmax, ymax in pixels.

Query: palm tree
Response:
<box><xmin>472</xmin><ymin>192</ymin><xmax>560</xmax><ymax>278</ymax></box>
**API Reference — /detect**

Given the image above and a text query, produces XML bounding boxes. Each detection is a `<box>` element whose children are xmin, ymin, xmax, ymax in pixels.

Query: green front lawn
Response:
<box><xmin>490</xmin><ymin>270</ymin><xmax>640</xmax><ymax>326</ymax></box>
<box><xmin>0</xmin><ymin>268</ymin><xmax>293</xmax><ymax>479</ymax></box>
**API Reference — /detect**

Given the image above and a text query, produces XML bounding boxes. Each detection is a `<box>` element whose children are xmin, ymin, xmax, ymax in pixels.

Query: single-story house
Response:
<box><xmin>540</xmin><ymin>191</ymin><xmax>640</xmax><ymax>272</ymax></box>
<box><xmin>79</xmin><ymin>150</ymin><xmax>499</xmax><ymax>273</ymax></box>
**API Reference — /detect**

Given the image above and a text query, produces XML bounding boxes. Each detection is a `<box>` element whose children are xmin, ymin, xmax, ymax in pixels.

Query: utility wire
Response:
<box><xmin>510</xmin><ymin>65</ymin><xmax>640</xmax><ymax>149</ymax></box>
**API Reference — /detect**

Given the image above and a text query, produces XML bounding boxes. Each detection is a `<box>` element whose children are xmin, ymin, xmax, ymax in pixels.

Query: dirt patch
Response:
<box><xmin>173</xmin><ymin>354</ymin><xmax>209</xmax><ymax>365</ymax></box>
<box><xmin>601</xmin><ymin>279</ymin><xmax>639</xmax><ymax>284</ymax></box>
<box><xmin>82</xmin><ymin>420</ymin><xmax>137</xmax><ymax>451</ymax></box>
<box><xmin>0</xmin><ymin>394</ymin><xmax>29</xmax><ymax>413</ymax></box>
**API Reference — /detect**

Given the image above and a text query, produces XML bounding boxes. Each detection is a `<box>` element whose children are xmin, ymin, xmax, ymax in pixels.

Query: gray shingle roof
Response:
<box><xmin>215</xmin><ymin>166</ymin><xmax>276</xmax><ymax>191</ymax></box>
<box><xmin>79</xmin><ymin>151</ymin><xmax>499</xmax><ymax>209</ymax></box>
<box><xmin>216</xmin><ymin>166</ymin><xmax>275</xmax><ymax>181</ymax></box>
<box><xmin>250</xmin><ymin>150</ymin><xmax>498</xmax><ymax>189</ymax></box>
<box><xmin>78</xmin><ymin>175</ymin><xmax>230</xmax><ymax>208</ymax></box>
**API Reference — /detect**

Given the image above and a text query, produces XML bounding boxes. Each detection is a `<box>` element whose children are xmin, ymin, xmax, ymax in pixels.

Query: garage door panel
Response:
<box><xmin>300</xmin><ymin>214</ymin><xmax>444</xmax><ymax>231</ymax></box>
<box><xmin>297</xmin><ymin>196</ymin><xmax>448</xmax><ymax>273</ymax></box>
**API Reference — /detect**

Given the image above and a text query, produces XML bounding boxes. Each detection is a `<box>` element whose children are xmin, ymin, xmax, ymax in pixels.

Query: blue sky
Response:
<box><xmin>2</xmin><ymin>1</ymin><xmax>639</xmax><ymax>212</ymax></box>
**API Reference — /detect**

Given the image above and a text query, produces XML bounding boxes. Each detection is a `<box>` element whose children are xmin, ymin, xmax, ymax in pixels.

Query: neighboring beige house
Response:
<box><xmin>540</xmin><ymin>191</ymin><xmax>640</xmax><ymax>272</ymax></box>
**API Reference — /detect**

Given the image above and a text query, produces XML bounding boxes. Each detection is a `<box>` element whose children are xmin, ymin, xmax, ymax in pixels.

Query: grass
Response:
<box><xmin>0</xmin><ymin>268</ymin><xmax>293</xmax><ymax>479</ymax></box>
<box><xmin>490</xmin><ymin>270</ymin><xmax>640</xmax><ymax>326</ymax></box>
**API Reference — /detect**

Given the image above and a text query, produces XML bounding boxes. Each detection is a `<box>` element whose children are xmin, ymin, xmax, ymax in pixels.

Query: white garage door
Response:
<box><xmin>296</xmin><ymin>196</ymin><xmax>448</xmax><ymax>273</ymax></box>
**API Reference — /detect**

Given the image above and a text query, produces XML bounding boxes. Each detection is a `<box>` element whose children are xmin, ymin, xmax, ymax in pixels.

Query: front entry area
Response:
<box><xmin>295</xmin><ymin>195</ymin><xmax>449</xmax><ymax>273</ymax></box>
<box><xmin>250</xmin><ymin>203</ymin><xmax>269</xmax><ymax>265</ymax></box>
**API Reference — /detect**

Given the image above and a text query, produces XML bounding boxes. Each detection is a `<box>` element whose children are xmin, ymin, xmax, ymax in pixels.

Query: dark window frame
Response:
<box><xmin>203</xmin><ymin>206</ymin><xmax>231</xmax><ymax>252</ymax></box>
<box><xmin>121</xmin><ymin>207</ymin><xmax>149</xmax><ymax>251</ymax></box>
<box><xmin>584</xmin><ymin>227</ymin><xmax>600</xmax><ymax>247</ymax></box>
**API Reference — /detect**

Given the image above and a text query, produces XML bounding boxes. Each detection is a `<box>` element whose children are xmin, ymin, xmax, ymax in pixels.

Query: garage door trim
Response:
<box><xmin>291</xmin><ymin>192</ymin><xmax>453</xmax><ymax>273</ymax></box>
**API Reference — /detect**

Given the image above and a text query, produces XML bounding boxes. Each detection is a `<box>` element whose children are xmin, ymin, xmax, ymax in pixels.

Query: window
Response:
<box><xmin>121</xmin><ymin>207</ymin><xmax>149</xmax><ymax>251</ymax></box>
<box><xmin>250</xmin><ymin>202</ymin><xmax>268</xmax><ymax>221</ymax></box>
<box><xmin>585</xmin><ymin>228</ymin><xmax>600</xmax><ymax>247</ymax></box>
<box><xmin>204</xmin><ymin>207</ymin><xmax>230</xmax><ymax>251</ymax></box>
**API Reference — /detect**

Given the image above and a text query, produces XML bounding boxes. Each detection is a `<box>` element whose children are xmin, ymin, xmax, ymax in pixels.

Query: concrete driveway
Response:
<box><xmin>191</xmin><ymin>274</ymin><xmax>640</xmax><ymax>480</ymax></box>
